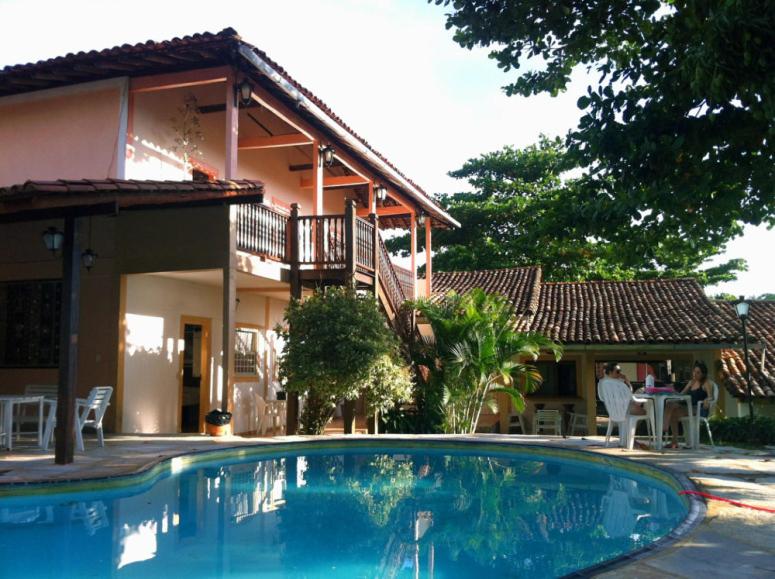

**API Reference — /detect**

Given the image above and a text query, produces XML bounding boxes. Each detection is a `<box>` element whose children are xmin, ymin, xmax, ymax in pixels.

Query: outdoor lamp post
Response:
<box><xmin>42</xmin><ymin>226</ymin><xmax>64</xmax><ymax>254</ymax></box>
<box><xmin>735</xmin><ymin>296</ymin><xmax>754</xmax><ymax>421</ymax></box>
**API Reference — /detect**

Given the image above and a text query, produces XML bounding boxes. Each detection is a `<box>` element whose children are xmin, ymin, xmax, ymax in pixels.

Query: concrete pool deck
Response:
<box><xmin>1</xmin><ymin>433</ymin><xmax>773</xmax><ymax>577</ymax></box>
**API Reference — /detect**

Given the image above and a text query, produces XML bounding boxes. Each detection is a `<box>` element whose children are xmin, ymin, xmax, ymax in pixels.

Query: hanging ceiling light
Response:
<box><xmin>42</xmin><ymin>226</ymin><xmax>64</xmax><ymax>254</ymax></box>
<box><xmin>374</xmin><ymin>184</ymin><xmax>388</xmax><ymax>203</ymax></box>
<box><xmin>236</xmin><ymin>79</ymin><xmax>253</xmax><ymax>107</ymax></box>
<box><xmin>320</xmin><ymin>145</ymin><xmax>336</xmax><ymax>167</ymax></box>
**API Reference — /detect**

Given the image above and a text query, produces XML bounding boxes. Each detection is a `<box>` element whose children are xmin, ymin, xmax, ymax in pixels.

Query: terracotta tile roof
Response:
<box><xmin>529</xmin><ymin>278</ymin><xmax>742</xmax><ymax>345</ymax></box>
<box><xmin>0</xmin><ymin>178</ymin><xmax>264</xmax><ymax>216</ymax></box>
<box><xmin>430</xmin><ymin>267</ymin><xmax>542</xmax><ymax>315</ymax></box>
<box><xmin>0</xmin><ymin>178</ymin><xmax>263</xmax><ymax>197</ymax></box>
<box><xmin>0</xmin><ymin>28</ymin><xmax>456</xmax><ymax>228</ymax></box>
<box><xmin>718</xmin><ymin>301</ymin><xmax>775</xmax><ymax>399</ymax></box>
<box><xmin>430</xmin><ymin>268</ymin><xmax>743</xmax><ymax>344</ymax></box>
<box><xmin>0</xmin><ymin>29</ymin><xmax>237</xmax><ymax>92</ymax></box>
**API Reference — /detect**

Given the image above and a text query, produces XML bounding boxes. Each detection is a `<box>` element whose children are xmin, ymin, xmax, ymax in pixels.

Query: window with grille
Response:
<box><xmin>235</xmin><ymin>328</ymin><xmax>260</xmax><ymax>375</ymax></box>
<box><xmin>0</xmin><ymin>279</ymin><xmax>62</xmax><ymax>368</ymax></box>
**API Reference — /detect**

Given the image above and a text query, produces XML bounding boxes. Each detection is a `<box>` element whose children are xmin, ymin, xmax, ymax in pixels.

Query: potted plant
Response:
<box><xmin>205</xmin><ymin>409</ymin><xmax>232</xmax><ymax>436</ymax></box>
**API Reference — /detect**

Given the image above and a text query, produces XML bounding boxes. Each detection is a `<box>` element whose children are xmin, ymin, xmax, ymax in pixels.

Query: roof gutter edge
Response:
<box><xmin>237</xmin><ymin>44</ymin><xmax>460</xmax><ymax>228</ymax></box>
<box><xmin>562</xmin><ymin>342</ymin><xmax>766</xmax><ymax>351</ymax></box>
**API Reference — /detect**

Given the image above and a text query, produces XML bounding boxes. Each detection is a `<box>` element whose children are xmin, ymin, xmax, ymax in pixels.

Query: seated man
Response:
<box><xmin>602</xmin><ymin>362</ymin><xmax>645</xmax><ymax>416</ymax></box>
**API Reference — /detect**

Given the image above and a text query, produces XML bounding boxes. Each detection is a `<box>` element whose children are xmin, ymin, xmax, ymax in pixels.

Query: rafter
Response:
<box><xmin>239</xmin><ymin>133</ymin><xmax>313</xmax><ymax>150</ymax></box>
<box><xmin>300</xmin><ymin>175</ymin><xmax>369</xmax><ymax>189</ymax></box>
<box><xmin>356</xmin><ymin>205</ymin><xmax>413</xmax><ymax>217</ymax></box>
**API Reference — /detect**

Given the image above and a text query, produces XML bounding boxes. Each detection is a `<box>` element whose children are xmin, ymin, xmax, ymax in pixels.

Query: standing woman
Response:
<box><xmin>663</xmin><ymin>361</ymin><xmax>714</xmax><ymax>448</ymax></box>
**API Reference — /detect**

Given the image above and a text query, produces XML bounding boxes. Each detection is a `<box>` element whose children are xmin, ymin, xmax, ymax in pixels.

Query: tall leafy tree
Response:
<box><xmin>432</xmin><ymin>0</ymin><xmax>775</xmax><ymax>259</ymax></box>
<box><xmin>387</xmin><ymin>137</ymin><xmax>745</xmax><ymax>283</ymax></box>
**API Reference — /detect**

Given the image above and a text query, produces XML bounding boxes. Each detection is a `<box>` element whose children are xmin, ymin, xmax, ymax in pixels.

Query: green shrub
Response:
<box><xmin>705</xmin><ymin>415</ymin><xmax>775</xmax><ymax>446</ymax></box>
<box><xmin>277</xmin><ymin>287</ymin><xmax>409</xmax><ymax>434</ymax></box>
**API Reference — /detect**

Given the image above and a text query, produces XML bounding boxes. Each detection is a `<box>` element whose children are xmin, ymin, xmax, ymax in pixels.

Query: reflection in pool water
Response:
<box><xmin>0</xmin><ymin>448</ymin><xmax>687</xmax><ymax>578</ymax></box>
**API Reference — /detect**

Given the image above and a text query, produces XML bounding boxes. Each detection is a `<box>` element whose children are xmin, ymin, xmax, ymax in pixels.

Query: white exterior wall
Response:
<box><xmin>123</xmin><ymin>274</ymin><xmax>224</xmax><ymax>433</ymax></box>
<box><xmin>122</xmin><ymin>273</ymin><xmax>289</xmax><ymax>434</ymax></box>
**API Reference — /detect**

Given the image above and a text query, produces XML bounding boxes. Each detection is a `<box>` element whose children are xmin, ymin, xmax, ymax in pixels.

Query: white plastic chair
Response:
<box><xmin>507</xmin><ymin>411</ymin><xmax>527</xmax><ymax>434</ymax></box>
<box><xmin>254</xmin><ymin>394</ymin><xmax>267</xmax><ymax>435</ymax></box>
<box><xmin>680</xmin><ymin>382</ymin><xmax>719</xmax><ymax>447</ymax></box>
<box><xmin>44</xmin><ymin>386</ymin><xmax>112</xmax><ymax>451</ymax></box>
<box><xmin>598</xmin><ymin>378</ymin><xmax>654</xmax><ymax>449</ymax></box>
<box><xmin>533</xmin><ymin>409</ymin><xmax>562</xmax><ymax>435</ymax></box>
<box><xmin>567</xmin><ymin>412</ymin><xmax>587</xmax><ymax>436</ymax></box>
<box><xmin>75</xmin><ymin>387</ymin><xmax>112</xmax><ymax>451</ymax></box>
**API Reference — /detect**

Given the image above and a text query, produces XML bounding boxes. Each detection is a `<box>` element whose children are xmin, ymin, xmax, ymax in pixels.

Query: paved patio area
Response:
<box><xmin>1</xmin><ymin>433</ymin><xmax>773</xmax><ymax>577</ymax></box>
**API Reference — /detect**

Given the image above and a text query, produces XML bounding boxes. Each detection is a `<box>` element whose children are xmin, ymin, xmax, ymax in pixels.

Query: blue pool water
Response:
<box><xmin>0</xmin><ymin>444</ymin><xmax>688</xmax><ymax>578</ymax></box>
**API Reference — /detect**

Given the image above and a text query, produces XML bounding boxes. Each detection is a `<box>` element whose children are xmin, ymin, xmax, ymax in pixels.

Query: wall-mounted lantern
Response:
<box><xmin>374</xmin><ymin>184</ymin><xmax>388</xmax><ymax>203</ymax></box>
<box><xmin>320</xmin><ymin>145</ymin><xmax>336</xmax><ymax>167</ymax></box>
<box><xmin>42</xmin><ymin>226</ymin><xmax>64</xmax><ymax>255</ymax></box>
<box><xmin>416</xmin><ymin>212</ymin><xmax>426</xmax><ymax>226</ymax></box>
<box><xmin>236</xmin><ymin>79</ymin><xmax>253</xmax><ymax>107</ymax></box>
<box><xmin>81</xmin><ymin>249</ymin><xmax>97</xmax><ymax>271</ymax></box>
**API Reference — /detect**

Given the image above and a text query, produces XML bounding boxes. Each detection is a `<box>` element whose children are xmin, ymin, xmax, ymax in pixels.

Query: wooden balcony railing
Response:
<box><xmin>297</xmin><ymin>214</ymin><xmax>346</xmax><ymax>267</ymax></box>
<box><xmin>378</xmin><ymin>233</ymin><xmax>407</xmax><ymax>314</ymax></box>
<box><xmin>236</xmin><ymin>203</ymin><xmax>288</xmax><ymax>261</ymax></box>
<box><xmin>237</xmin><ymin>199</ymin><xmax>415</xmax><ymax>318</ymax></box>
<box><xmin>393</xmin><ymin>263</ymin><xmax>415</xmax><ymax>299</ymax></box>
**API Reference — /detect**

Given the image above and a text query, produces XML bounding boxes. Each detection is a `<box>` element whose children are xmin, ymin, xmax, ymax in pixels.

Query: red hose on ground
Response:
<box><xmin>679</xmin><ymin>490</ymin><xmax>775</xmax><ymax>514</ymax></box>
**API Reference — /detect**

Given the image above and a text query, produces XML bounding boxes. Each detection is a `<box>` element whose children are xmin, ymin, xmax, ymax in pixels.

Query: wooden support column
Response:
<box><xmin>55</xmin><ymin>216</ymin><xmax>80</xmax><ymax>465</ymax></box>
<box><xmin>410</xmin><ymin>213</ymin><xmax>417</xmax><ymax>299</ymax></box>
<box><xmin>344</xmin><ymin>199</ymin><xmax>357</xmax><ymax>285</ymax></box>
<box><xmin>370</xmin><ymin>213</ymin><xmax>380</xmax><ymax>293</ymax></box>
<box><xmin>222</xmin><ymin>205</ymin><xmax>237</xmax><ymax>416</ymax></box>
<box><xmin>221</xmin><ymin>69</ymin><xmax>239</xmax><ymax>416</ymax></box>
<box><xmin>343</xmin><ymin>400</ymin><xmax>356</xmax><ymax>434</ymax></box>
<box><xmin>289</xmin><ymin>203</ymin><xmax>301</xmax><ymax>300</ymax></box>
<box><xmin>286</xmin><ymin>203</ymin><xmax>301</xmax><ymax>435</ymax></box>
<box><xmin>425</xmin><ymin>218</ymin><xmax>432</xmax><ymax>297</ymax></box>
<box><xmin>312</xmin><ymin>141</ymin><xmax>323</xmax><ymax>216</ymax></box>
<box><xmin>368</xmin><ymin>181</ymin><xmax>375</xmax><ymax>213</ymax></box>
<box><xmin>224</xmin><ymin>72</ymin><xmax>238</xmax><ymax>179</ymax></box>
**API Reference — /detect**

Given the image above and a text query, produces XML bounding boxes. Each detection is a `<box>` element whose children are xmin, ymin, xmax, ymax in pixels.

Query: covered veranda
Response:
<box><xmin>0</xmin><ymin>179</ymin><xmax>264</xmax><ymax>464</ymax></box>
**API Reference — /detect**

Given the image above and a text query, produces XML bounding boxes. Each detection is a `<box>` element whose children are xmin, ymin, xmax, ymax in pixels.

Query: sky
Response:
<box><xmin>1</xmin><ymin>0</ymin><xmax>771</xmax><ymax>297</ymax></box>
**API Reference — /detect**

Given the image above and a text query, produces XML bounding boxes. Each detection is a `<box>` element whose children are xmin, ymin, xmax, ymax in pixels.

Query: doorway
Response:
<box><xmin>179</xmin><ymin>316</ymin><xmax>211</xmax><ymax>433</ymax></box>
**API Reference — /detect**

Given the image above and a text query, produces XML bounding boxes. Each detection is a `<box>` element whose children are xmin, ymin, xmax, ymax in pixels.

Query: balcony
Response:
<box><xmin>236</xmin><ymin>201</ymin><xmax>414</xmax><ymax>318</ymax></box>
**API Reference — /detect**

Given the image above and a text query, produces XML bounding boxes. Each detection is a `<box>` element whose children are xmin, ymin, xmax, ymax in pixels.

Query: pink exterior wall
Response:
<box><xmin>126</xmin><ymin>82</ymin><xmax>354</xmax><ymax>214</ymax></box>
<box><xmin>0</xmin><ymin>81</ymin><xmax>124</xmax><ymax>186</ymax></box>
<box><xmin>126</xmin><ymin>85</ymin><xmax>226</xmax><ymax>180</ymax></box>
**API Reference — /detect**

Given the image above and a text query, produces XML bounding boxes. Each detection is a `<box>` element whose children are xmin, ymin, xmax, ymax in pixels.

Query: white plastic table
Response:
<box><xmin>0</xmin><ymin>395</ymin><xmax>45</xmax><ymax>451</ymax></box>
<box><xmin>637</xmin><ymin>393</ymin><xmax>694</xmax><ymax>450</ymax></box>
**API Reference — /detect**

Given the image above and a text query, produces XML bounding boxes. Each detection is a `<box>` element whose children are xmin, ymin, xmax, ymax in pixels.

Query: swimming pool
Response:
<box><xmin>0</xmin><ymin>441</ymin><xmax>692</xmax><ymax>578</ymax></box>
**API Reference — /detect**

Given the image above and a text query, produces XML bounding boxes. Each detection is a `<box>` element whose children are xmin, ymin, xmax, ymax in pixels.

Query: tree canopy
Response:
<box><xmin>433</xmin><ymin>0</ymin><xmax>775</xmax><ymax>261</ymax></box>
<box><xmin>387</xmin><ymin>137</ymin><xmax>746</xmax><ymax>284</ymax></box>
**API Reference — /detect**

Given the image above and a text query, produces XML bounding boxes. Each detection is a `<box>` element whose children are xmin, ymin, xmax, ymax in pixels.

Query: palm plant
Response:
<box><xmin>414</xmin><ymin>289</ymin><xmax>561</xmax><ymax>434</ymax></box>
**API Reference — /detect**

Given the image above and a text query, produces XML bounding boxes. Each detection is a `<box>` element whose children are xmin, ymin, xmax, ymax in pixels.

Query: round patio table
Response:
<box><xmin>637</xmin><ymin>392</ymin><xmax>694</xmax><ymax>450</ymax></box>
